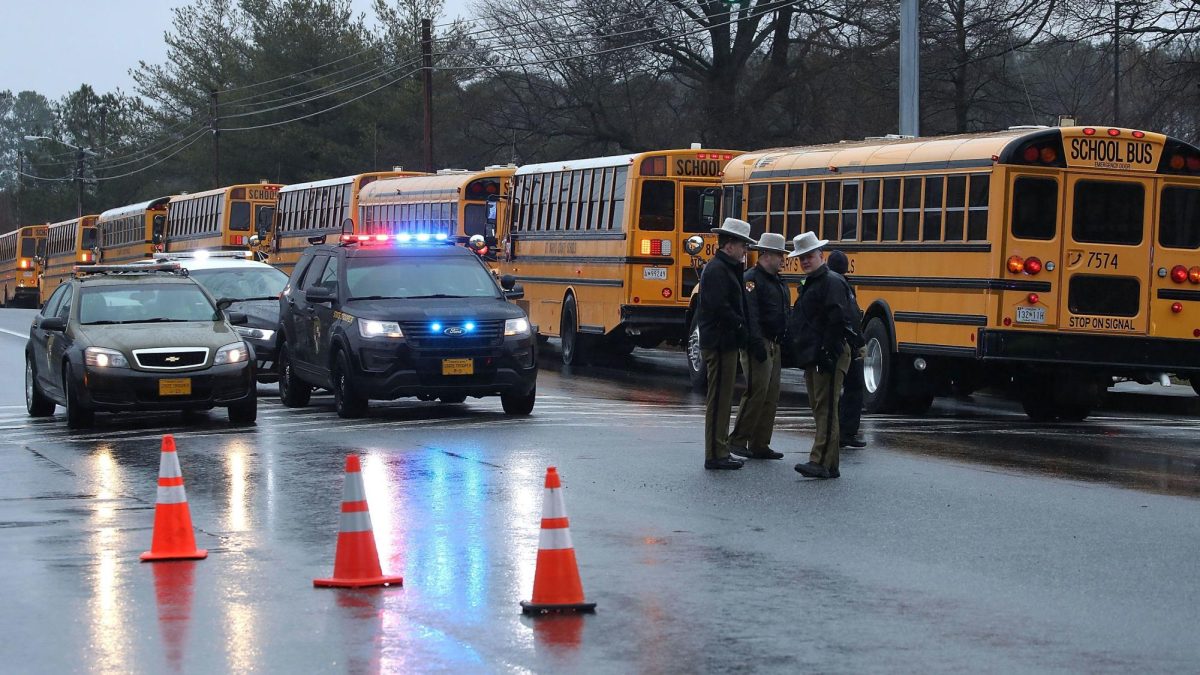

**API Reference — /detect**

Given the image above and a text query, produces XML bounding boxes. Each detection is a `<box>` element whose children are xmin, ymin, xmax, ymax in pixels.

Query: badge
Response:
<box><xmin>745</xmin><ymin>281</ymin><xmax>756</xmax><ymax>292</ymax></box>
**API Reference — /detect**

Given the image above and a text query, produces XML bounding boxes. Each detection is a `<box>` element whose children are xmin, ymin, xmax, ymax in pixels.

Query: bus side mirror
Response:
<box><xmin>699</xmin><ymin>193</ymin><xmax>717</xmax><ymax>227</ymax></box>
<box><xmin>152</xmin><ymin>233</ymin><xmax>164</xmax><ymax>245</ymax></box>
<box><xmin>684</xmin><ymin>235</ymin><xmax>705</xmax><ymax>257</ymax></box>
<box><xmin>340</xmin><ymin>218</ymin><xmax>354</xmax><ymax>236</ymax></box>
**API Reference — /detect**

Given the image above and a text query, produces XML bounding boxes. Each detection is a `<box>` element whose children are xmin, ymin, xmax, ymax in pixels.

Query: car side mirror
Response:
<box><xmin>226</xmin><ymin>311</ymin><xmax>248</xmax><ymax>325</ymax></box>
<box><xmin>504</xmin><ymin>284</ymin><xmax>524</xmax><ymax>301</ymax></box>
<box><xmin>500</xmin><ymin>274</ymin><xmax>517</xmax><ymax>290</ymax></box>
<box><xmin>216</xmin><ymin>297</ymin><xmax>234</xmax><ymax>311</ymax></box>
<box><xmin>306</xmin><ymin>286</ymin><xmax>334</xmax><ymax>303</ymax></box>
<box><xmin>39</xmin><ymin>317</ymin><xmax>65</xmax><ymax>332</ymax></box>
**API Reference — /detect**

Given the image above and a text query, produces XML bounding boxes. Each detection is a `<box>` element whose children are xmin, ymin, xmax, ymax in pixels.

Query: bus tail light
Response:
<box><xmin>1007</xmin><ymin>255</ymin><xmax>1024</xmax><ymax>274</ymax></box>
<box><xmin>1027</xmin><ymin>293</ymin><xmax>1039</xmax><ymax>304</ymax></box>
<box><xmin>18</xmin><ymin>259</ymin><xmax>29</xmax><ymax>269</ymax></box>
<box><xmin>1023</xmin><ymin>257</ymin><xmax>1042</xmax><ymax>274</ymax></box>
<box><xmin>1190</xmin><ymin>266</ymin><xmax>1200</xmax><ymax>283</ymax></box>
<box><xmin>1171</xmin><ymin>265</ymin><xmax>1188</xmax><ymax>283</ymax></box>
<box><xmin>640</xmin><ymin>239</ymin><xmax>671</xmax><ymax>256</ymax></box>
<box><xmin>1171</xmin><ymin>302</ymin><xmax>1184</xmax><ymax>314</ymax></box>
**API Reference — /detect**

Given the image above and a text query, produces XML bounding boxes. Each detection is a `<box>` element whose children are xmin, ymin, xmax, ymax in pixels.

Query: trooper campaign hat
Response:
<box><xmin>787</xmin><ymin>231</ymin><xmax>829</xmax><ymax>258</ymax></box>
<box><xmin>710</xmin><ymin>217</ymin><xmax>756</xmax><ymax>244</ymax></box>
<box><xmin>751</xmin><ymin>232</ymin><xmax>788</xmax><ymax>254</ymax></box>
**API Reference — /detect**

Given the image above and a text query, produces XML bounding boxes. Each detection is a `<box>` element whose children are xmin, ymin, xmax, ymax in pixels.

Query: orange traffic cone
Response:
<box><xmin>314</xmin><ymin>454</ymin><xmax>403</xmax><ymax>588</ymax></box>
<box><xmin>141</xmin><ymin>435</ymin><xmax>208</xmax><ymax>561</ymax></box>
<box><xmin>520</xmin><ymin>467</ymin><xmax>596</xmax><ymax>614</ymax></box>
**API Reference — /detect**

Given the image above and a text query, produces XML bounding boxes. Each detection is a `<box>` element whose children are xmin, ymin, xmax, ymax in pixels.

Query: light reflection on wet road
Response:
<box><xmin>1</xmin><ymin>309</ymin><xmax>1199</xmax><ymax>672</ymax></box>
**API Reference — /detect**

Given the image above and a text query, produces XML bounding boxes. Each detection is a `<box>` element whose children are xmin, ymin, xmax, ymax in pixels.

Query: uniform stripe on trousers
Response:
<box><xmin>339</xmin><ymin>511</ymin><xmax>374</xmax><ymax>533</ymax></box>
<box><xmin>156</xmin><ymin>485</ymin><xmax>188</xmax><ymax>504</ymax></box>
<box><xmin>538</xmin><ymin>527</ymin><xmax>574</xmax><ymax>550</ymax></box>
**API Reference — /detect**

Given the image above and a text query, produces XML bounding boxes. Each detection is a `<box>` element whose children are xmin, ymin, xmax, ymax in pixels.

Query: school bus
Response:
<box><xmin>95</xmin><ymin>197</ymin><xmax>171</xmax><ymax>265</ymax></box>
<box><xmin>712</xmin><ymin>125</ymin><xmax>1200</xmax><ymax>419</ymax></box>
<box><xmin>500</xmin><ymin>148</ymin><xmax>738</xmax><ymax>364</ymax></box>
<box><xmin>41</xmin><ymin>215</ymin><xmax>99</xmax><ymax>303</ymax></box>
<box><xmin>357</xmin><ymin>166</ymin><xmax>515</xmax><ymax>262</ymax></box>
<box><xmin>266</xmin><ymin>170</ymin><xmax>425</xmax><ymax>273</ymax></box>
<box><xmin>0</xmin><ymin>225</ymin><xmax>49</xmax><ymax>307</ymax></box>
<box><xmin>165</xmin><ymin>183</ymin><xmax>282</xmax><ymax>254</ymax></box>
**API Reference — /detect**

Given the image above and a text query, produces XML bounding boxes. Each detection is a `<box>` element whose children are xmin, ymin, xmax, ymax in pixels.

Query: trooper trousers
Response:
<box><xmin>702</xmin><ymin>347</ymin><xmax>740</xmax><ymax>461</ymax></box>
<box><xmin>804</xmin><ymin>345</ymin><xmax>851</xmax><ymax>471</ymax></box>
<box><xmin>730</xmin><ymin>341</ymin><xmax>782</xmax><ymax>451</ymax></box>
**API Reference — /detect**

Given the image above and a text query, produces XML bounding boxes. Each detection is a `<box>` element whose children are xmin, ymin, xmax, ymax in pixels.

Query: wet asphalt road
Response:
<box><xmin>1</xmin><ymin>308</ymin><xmax>1199</xmax><ymax>673</ymax></box>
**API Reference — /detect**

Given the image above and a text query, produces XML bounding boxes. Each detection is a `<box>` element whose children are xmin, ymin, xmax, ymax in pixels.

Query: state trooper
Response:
<box><xmin>729</xmin><ymin>232</ymin><xmax>790</xmax><ymax>460</ymax></box>
<box><xmin>827</xmin><ymin>250</ymin><xmax>867</xmax><ymax>449</ymax></box>
<box><xmin>697</xmin><ymin>217</ymin><xmax>756</xmax><ymax>470</ymax></box>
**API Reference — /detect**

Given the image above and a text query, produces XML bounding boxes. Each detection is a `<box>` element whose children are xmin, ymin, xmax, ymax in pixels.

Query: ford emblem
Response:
<box><xmin>444</xmin><ymin>326</ymin><xmax>464</xmax><ymax>336</ymax></box>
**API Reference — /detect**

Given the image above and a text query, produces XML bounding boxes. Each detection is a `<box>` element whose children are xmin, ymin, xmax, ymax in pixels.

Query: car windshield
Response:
<box><xmin>346</xmin><ymin>256</ymin><xmax>500</xmax><ymax>300</ymax></box>
<box><xmin>79</xmin><ymin>283</ymin><xmax>219</xmax><ymax>324</ymax></box>
<box><xmin>189</xmin><ymin>266</ymin><xmax>288</xmax><ymax>301</ymax></box>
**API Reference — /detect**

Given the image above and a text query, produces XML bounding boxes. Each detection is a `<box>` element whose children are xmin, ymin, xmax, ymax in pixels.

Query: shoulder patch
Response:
<box><xmin>745</xmin><ymin>281</ymin><xmax>756</xmax><ymax>292</ymax></box>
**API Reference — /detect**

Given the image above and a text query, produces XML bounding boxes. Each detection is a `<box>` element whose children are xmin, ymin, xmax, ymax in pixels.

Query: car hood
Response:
<box><xmin>227</xmin><ymin>299</ymin><xmax>279</xmax><ymax>329</ymax></box>
<box><xmin>341</xmin><ymin>297</ymin><xmax>523</xmax><ymax>323</ymax></box>
<box><xmin>76</xmin><ymin>321</ymin><xmax>242</xmax><ymax>352</ymax></box>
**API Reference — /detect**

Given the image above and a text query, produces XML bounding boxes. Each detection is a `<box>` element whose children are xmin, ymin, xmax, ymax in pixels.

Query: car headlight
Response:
<box><xmin>359</xmin><ymin>319</ymin><xmax>403</xmax><ymax>339</ymax></box>
<box><xmin>84</xmin><ymin>347</ymin><xmax>129</xmax><ymax>368</ymax></box>
<box><xmin>213</xmin><ymin>342</ymin><xmax>250</xmax><ymax>365</ymax></box>
<box><xmin>504</xmin><ymin>317</ymin><xmax>531</xmax><ymax>337</ymax></box>
<box><xmin>234</xmin><ymin>326</ymin><xmax>275</xmax><ymax>342</ymax></box>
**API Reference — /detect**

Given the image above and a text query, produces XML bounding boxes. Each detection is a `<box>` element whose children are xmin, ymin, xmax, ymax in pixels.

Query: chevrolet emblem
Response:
<box><xmin>165</xmin><ymin>356</ymin><xmax>180</xmax><ymax>363</ymax></box>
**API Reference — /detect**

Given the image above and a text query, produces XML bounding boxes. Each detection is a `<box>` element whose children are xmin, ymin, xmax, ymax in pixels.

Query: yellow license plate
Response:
<box><xmin>159</xmin><ymin>378</ymin><xmax>192</xmax><ymax>396</ymax></box>
<box><xmin>442</xmin><ymin>358</ymin><xmax>474</xmax><ymax>375</ymax></box>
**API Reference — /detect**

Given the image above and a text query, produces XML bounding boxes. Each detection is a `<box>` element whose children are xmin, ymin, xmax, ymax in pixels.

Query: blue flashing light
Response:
<box><xmin>397</xmin><ymin>233</ymin><xmax>412</xmax><ymax>243</ymax></box>
<box><xmin>435</xmin><ymin>233</ymin><xmax>448</xmax><ymax>241</ymax></box>
<box><xmin>431</xmin><ymin>322</ymin><xmax>442</xmax><ymax>332</ymax></box>
<box><xmin>417</xmin><ymin>233</ymin><xmax>431</xmax><ymax>242</ymax></box>
<box><xmin>464</xmin><ymin>321</ymin><xmax>476</xmax><ymax>332</ymax></box>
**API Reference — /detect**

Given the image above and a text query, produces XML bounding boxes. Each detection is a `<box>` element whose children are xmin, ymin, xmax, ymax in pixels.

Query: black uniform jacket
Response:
<box><xmin>698</xmin><ymin>249</ymin><xmax>748</xmax><ymax>351</ymax></box>
<box><xmin>788</xmin><ymin>264</ymin><xmax>864</xmax><ymax>367</ymax></box>
<box><xmin>744</xmin><ymin>264</ymin><xmax>790</xmax><ymax>346</ymax></box>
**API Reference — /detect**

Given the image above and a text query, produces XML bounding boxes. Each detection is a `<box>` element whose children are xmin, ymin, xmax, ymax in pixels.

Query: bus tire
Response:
<box><xmin>686</xmin><ymin>311</ymin><xmax>707</xmax><ymax>392</ymax></box>
<box><xmin>1192</xmin><ymin>377</ymin><xmax>1200</xmax><ymax>397</ymax></box>
<box><xmin>560</xmin><ymin>295</ymin><xmax>588</xmax><ymax>366</ymax></box>
<box><xmin>861</xmin><ymin>318</ymin><xmax>895</xmax><ymax>413</ymax></box>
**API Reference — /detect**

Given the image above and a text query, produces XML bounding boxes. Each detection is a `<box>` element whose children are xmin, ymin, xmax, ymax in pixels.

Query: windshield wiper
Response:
<box><xmin>403</xmin><ymin>294</ymin><xmax>469</xmax><ymax>299</ymax></box>
<box><xmin>347</xmin><ymin>295</ymin><xmax>406</xmax><ymax>301</ymax></box>
<box><xmin>233</xmin><ymin>296</ymin><xmax>280</xmax><ymax>302</ymax></box>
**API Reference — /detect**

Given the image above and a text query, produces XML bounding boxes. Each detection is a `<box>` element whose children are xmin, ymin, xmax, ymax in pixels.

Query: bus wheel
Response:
<box><xmin>861</xmin><ymin>318</ymin><xmax>894</xmax><ymax>413</ymax></box>
<box><xmin>1192</xmin><ymin>377</ymin><xmax>1200</xmax><ymax>397</ymax></box>
<box><xmin>560</xmin><ymin>296</ymin><xmax>588</xmax><ymax>366</ymax></box>
<box><xmin>686</xmin><ymin>313</ymin><xmax>707</xmax><ymax>392</ymax></box>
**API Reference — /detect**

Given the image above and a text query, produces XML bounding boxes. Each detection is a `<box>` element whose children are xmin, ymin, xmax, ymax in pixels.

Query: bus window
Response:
<box><xmin>20</xmin><ymin>237</ymin><xmax>37</xmax><ymax>258</ymax></box>
<box><xmin>902</xmin><ymin>177</ymin><xmax>921</xmax><ymax>241</ymax></box>
<box><xmin>1158</xmin><ymin>186</ymin><xmax>1200</xmax><ymax>249</ymax></box>
<box><xmin>721</xmin><ymin>185</ymin><xmax>743</xmax><ymax>221</ymax></box>
<box><xmin>786</xmin><ymin>182</ymin><xmax>804</xmax><ymax>239</ymax></box>
<box><xmin>683</xmin><ymin>186</ymin><xmax>715</xmax><ymax>233</ymax></box>
<box><xmin>747</xmin><ymin>185</ymin><xmax>767</xmax><ymax>238</ymax></box>
<box><xmin>256</xmin><ymin>206</ymin><xmax>275</xmax><ymax>239</ymax></box>
<box><xmin>805</xmin><ymin>182</ymin><xmax>821</xmax><ymax>234</ymax></box>
<box><xmin>465</xmin><ymin>203</ymin><xmax>487</xmax><ymax>237</ymax></box>
<box><xmin>153</xmin><ymin>214</ymin><xmax>166</xmax><ymax>244</ymax></box>
<box><xmin>1011</xmin><ymin>177</ymin><xmax>1057</xmax><ymax>240</ymax></box>
<box><xmin>881</xmin><ymin>178</ymin><xmax>900</xmax><ymax>241</ymax></box>
<box><xmin>923</xmin><ymin>176</ymin><xmax>944</xmax><ymax>241</ymax></box>
<box><xmin>230</xmin><ymin>201</ymin><xmax>252</xmax><ymax>231</ymax></box>
<box><xmin>944</xmin><ymin>175</ymin><xmax>966</xmax><ymax>241</ymax></box>
<box><xmin>769</xmin><ymin>184</ymin><xmax>786</xmax><ymax>234</ymax></box>
<box><xmin>840</xmin><ymin>180</ymin><xmax>860</xmax><ymax>240</ymax></box>
<box><xmin>823</xmin><ymin>182</ymin><xmax>841</xmax><ymax>240</ymax></box>
<box><xmin>638</xmin><ymin>180</ymin><xmax>676</xmax><ymax>232</ymax></box>
<box><xmin>1073</xmin><ymin>181</ymin><xmax>1143</xmax><ymax>245</ymax></box>
<box><xmin>861</xmin><ymin>179</ymin><xmax>880</xmax><ymax>241</ymax></box>
<box><xmin>967</xmin><ymin>174</ymin><xmax>989</xmax><ymax>240</ymax></box>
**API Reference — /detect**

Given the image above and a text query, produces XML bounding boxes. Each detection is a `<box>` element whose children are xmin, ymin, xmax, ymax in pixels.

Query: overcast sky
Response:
<box><xmin>0</xmin><ymin>0</ymin><xmax>469</xmax><ymax>100</ymax></box>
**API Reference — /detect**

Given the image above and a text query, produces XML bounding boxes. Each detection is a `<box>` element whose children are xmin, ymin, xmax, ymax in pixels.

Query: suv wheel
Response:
<box><xmin>25</xmin><ymin>356</ymin><xmax>55</xmax><ymax>417</ymax></box>
<box><xmin>501</xmin><ymin>385</ymin><xmax>536</xmax><ymax>415</ymax></box>
<box><xmin>332</xmin><ymin>350</ymin><xmax>368</xmax><ymax>418</ymax></box>
<box><xmin>278</xmin><ymin>342</ymin><xmax>311</xmax><ymax>407</ymax></box>
<box><xmin>228</xmin><ymin>395</ymin><xmax>258</xmax><ymax>424</ymax></box>
<box><xmin>64</xmin><ymin>366</ymin><xmax>94</xmax><ymax>429</ymax></box>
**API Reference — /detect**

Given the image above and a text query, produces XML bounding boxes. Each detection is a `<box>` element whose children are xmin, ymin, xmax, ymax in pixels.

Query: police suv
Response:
<box><xmin>276</xmin><ymin>232</ymin><xmax>537</xmax><ymax>417</ymax></box>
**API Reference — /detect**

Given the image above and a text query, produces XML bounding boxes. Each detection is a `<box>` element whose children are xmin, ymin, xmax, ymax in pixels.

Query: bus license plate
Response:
<box><xmin>159</xmin><ymin>378</ymin><xmax>192</xmax><ymax>396</ymax></box>
<box><xmin>643</xmin><ymin>267</ymin><xmax>668</xmax><ymax>280</ymax></box>
<box><xmin>442</xmin><ymin>358</ymin><xmax>474</xmax><ymax>375</ymax></box>
<box><xmin>1016</xmin><ymin>306</ymin><xmax>1046</xmax><ymax>324</ymax></box>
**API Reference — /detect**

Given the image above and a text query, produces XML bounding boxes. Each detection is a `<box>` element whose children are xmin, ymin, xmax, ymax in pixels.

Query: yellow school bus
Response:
<box><xmin>96</xmin><ymin>196</ymin><xmax>171</xmax><ymax>265</ymax></box>
<box><xmin>0</xmin><ymin>225</ymin><xmax>48</xmax><ymax>307</ymax></box>
<box><xmin>500</xmin><ymin>148</ymin><xmax>738</xmax><ymax>364</ymax></box>
<box><xmin>165</xmin><ymin>183</ymin><xmax>282</xmax><ymax>254</ymax></box>
<box><xmin>716</xmin><ymin>125</ymin><xmax>1200</xmax><ymax>419</ymax></box>
<box><xmin>357</xmin><ymin>166</ymin><xmax>515</xmax><ymax>263</ymax></box>
<box><xmin>41</xmin><ymin>215</ymin><xmax>99</xmax><ymax>303</ymax></box>
<box><xmin>267</xmin><ymin>170</ymin><xmax>425</xmax><ymax>273</ymax></box>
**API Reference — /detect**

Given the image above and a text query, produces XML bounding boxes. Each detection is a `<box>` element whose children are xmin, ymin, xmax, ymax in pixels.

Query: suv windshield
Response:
<box><xmin>189</xmin><ymin>266</ymin><xmax>288</xmax><ymax>301</ymax></box>
<box><xmin>80</xmin><ymin>283</ymin><xmax>219</xmax><ymax>324</ymax></box>
<box><xmin>346</xmin><ymin>256</ymin><xmax>500</xmax><ymax>300</ymax></box>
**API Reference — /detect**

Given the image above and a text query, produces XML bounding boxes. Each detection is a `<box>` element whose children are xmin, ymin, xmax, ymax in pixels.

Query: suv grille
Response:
<box><xmin>402</xmin><ymin>320</ymin><xmax>504</xmax><ymax>349</ymax></box>
<box><xmin>133</xmin><ymin>348</ymin><xmax>209</xmax><ymax>370</ymax></box>
<box><xmin>1068</xmin><ymin>276</ymin><xmax>1140</xmax><ymax>317</ymax></box>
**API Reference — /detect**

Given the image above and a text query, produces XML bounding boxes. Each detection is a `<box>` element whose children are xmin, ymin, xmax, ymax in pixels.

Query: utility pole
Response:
<box><xmin>75</xmin><ymin>148</ymin><xmax>85</xmax><ymax>218</ymax></box>
<box><xmin>421</xmin><ymin>18</ymin><xmax>434</xmax><ymax>172</ymax></box>
<box><xmin>97</xmin><ymin>105</ymin><xmax>107</xmax><ymax>206</ymax></box>
<box><xmin>15</xmin><ymin>150</ymin><xmax>24</xmax><ymax>224</ymax></box>
<box><xmin>1113</xmin><ymin>2</ymin><xmax>1121</xmax><ymax>126</ymax></box>
<box><xmin>210</xmin><ymin>89</ymin><xmax>221</xmax><ymax>188</ymax></box>
<box><xmin>899</xmin><ymin>0</ymin><xmax>920</xmax><ymax>137</ymax></box>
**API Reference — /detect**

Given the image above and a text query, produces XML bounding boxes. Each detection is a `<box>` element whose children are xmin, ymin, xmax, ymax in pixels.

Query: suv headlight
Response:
<box><xmin>504</xmin><ymin>317</ymin><xmax>531</xmax><ymax>337</ymax></box>
<box><xmin>359</xmin><ymin>320</ymin><xmax>404</xmax><ymax>339</ymax></box>
<box><xmin>213</xmin><ymin>342</ymin><xmax>250</xmax><ymax>365</ymax></box>
<box><xmin>84</xmin><ymin>347</ymin><xmax>129</xmax><ymax>368</ymax></box>
<box><xmin>234</xmin><ymin>326</ymin><xmax>275</xmax><ymax>342</ymax></box>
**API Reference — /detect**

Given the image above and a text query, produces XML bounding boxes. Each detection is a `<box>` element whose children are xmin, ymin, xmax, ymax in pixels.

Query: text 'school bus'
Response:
<box><xmin>165</xmin><ymin>183</ymin><xmax>282</xmax><ymax>254</ymax></box>
<box><xmin>266</xmin><ymin>170</ymin><xmax>426</xmax><ymax>273</ymax></box>
<box><xmin>0</xmin><ymin>224</ymin><xmax>49</xmax><ymax>307</ymax></box>
<box><xmin>357</xmin><ymin>165</ymin><xmax>516</xmax><ymax>263</ymax></box>
<box><xmin>41</xmin><ymin>215</ymin><xmax>99</xmax><ymax>304</ymax></box>
<box><xmin>95</xmin><ymin>197</ymin><xmax>172</xmax><ymax>265</ymax></box>
<box><xmin>711</xmin><ymin>125</ymin><xmax>1200</xmax><ymax>419</ymax></box>
<box><xmin>500</xmin><ymin>149</ymin><xmax>738</xmax><ymax>365</ymax></box>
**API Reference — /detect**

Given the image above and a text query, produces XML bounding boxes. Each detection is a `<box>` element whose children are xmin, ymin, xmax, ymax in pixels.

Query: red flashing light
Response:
<box><xmin>1007</xmin><ymin>255</ymin><xmax>1024</xmax><ymax>274</ymax></box>
<box><xmin>697</xmin><ymin>153</ymin><xmax>708</xmax><ymax>159</ymax></box>
<box><xmin>1039</xmin><ymin>147</ymin><xmax>1058</xmax><ymax>164</ymax></box>
<box><xmin>1022</xmin><ymin>147</ymin><xmax>1039</xmax><ymax>162</ymax></box>
<box><xmin>1171</xmin><ymin>302</ymin><xmax>1184</xmax><ymax>314</ymax></box>
<box><xmin>1170</xmin><ymin>155</ymin><xmax>1186</xmax><ymax>170</ymax></box>
<box><xmin>1027</xmin><ymin>293</ymin><xmax>1039</xmax><ymax>304</ymax></box>
<box><xmin>1132</xmin><ymin>130</ymin><xmax>1146</xmax><ymax>139</ymax></box>
<box><xmin>1187</xmin><ymin>156</ymin><xmax>1200</xmax><ymax>172</ymax></box>
<box><xmin>1171</xmin><ymin>265</ymin><xmax>1188</xmax><ymax>283</ymax></box>
<box><xmin>1083</xmin><ymin>128</ymin><xmax>1096</xmax><ymax>136</ymax></box>
<box><xmin>650</xmin><ymin>239</ymin><xmax>663</xmax><ymax>255</ymax></box>
<box><xmin>375</xmin><ymin>234</ymin><xmax>388</xmax><ymax>242</ymax></box>
<box><xmin>722</xmin><ymin>154</ymin><xmax>732</xmax><ymax>160</ymax></box>
<box><xmin>1107</xmin><ymin>128</ymin><xmax>1121</xmax><ymax>136</ymax></box>
<box><xmin>1189</xmin><ymin>266</ymin><xmax>1200</xmax><ymax>284</ymax></box>
<box><xmin>1024</xmin><ymin>257</ymin><xmax>1043</xmax><ymax>275</ymax></box>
